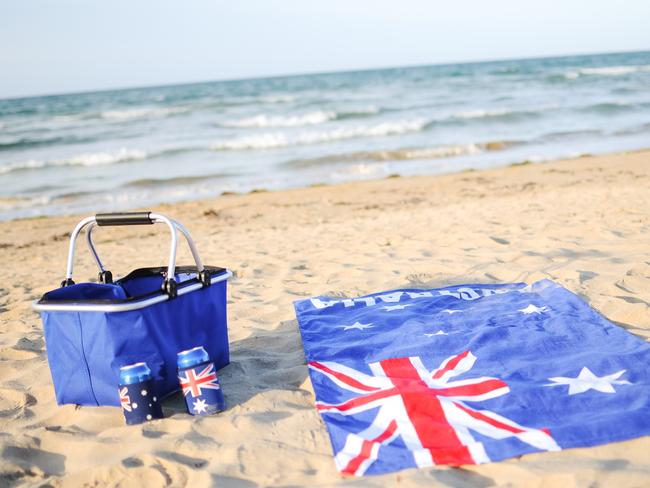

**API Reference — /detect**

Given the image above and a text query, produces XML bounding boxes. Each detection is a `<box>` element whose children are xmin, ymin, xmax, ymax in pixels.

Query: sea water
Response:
<box><xmin>1</xmin><ymin>51</ymin><xmax>649</xmax><ymax>220</ymax></box>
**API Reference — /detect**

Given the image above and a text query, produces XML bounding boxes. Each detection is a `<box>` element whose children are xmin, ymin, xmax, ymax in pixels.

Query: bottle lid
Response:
<box><xmin>119</xmin><ymin>362</ymin><xmax>152</xmax><ymax>385</ymax></box>
<box><xmin>177</xmin><ymin>346</ymin><xmax>209</xmax><ymax>369</ymax></box>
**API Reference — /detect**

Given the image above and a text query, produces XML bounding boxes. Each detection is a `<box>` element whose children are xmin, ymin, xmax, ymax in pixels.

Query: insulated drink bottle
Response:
<box><xmin>118</xmin><ymin>362</ymin><xmax>164</xmax><ymax>425</ymax></box>
<box><xmin>177</xmin><ymin>346</ymin><xmax>226</xmax><ymax>415</ymax></box>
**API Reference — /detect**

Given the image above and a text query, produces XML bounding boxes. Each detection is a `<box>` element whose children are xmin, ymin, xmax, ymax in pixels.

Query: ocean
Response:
<box><xmin>1</xmin><ymin>50</ymin><xmax>649</xmax><ymax>220</ymax></box>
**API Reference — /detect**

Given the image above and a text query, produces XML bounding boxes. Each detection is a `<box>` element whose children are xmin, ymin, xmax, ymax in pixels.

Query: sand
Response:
<box><xmin>1</xmin><ymin>150</ymin><xmax>649</xmax><ymax>487</ymax></box>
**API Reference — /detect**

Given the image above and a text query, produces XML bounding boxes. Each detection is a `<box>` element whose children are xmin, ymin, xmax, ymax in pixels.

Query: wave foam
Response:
<box><xmin>222</xmin><ymin>110</ymin><xmax>337</xmax><ymax>128</ymax></box>
<box><xmin>101</xmin><ymin>106</ymin><xmax>187</xmax><ymax>121</ymax></box>
<box><xmin>565</xmin><ymin>65</ymin><xmax>650</xmax><ymax>79</ymax></box>
<box><xmin>124</xmin><ymin>172</ymin><xmax>230</xmax><ymax>188</ymax></box>
<box><xmin>453</xmin><ymin>108</ymin><xmax>512</xmax><ymax>119</ymax></box>
<box><xmin>222</xmin><ymin>107</ymin><xmax>381</xmax><ymax>128</ymax></box>
<box><xmin>397</xmin><ymin>144</ymin><xmax>483</xmax><ymax>159</ymax></box>
<box><xmin>330</xmin><ymin>162</ymin><xmax>389</xmax><ymax>180</ymax></box>
<box><xmin>0</xmin><ymin>148</ymin><xmax>147</xmax><ymax>175</ymax></box>
<box><xmin>451</xmin><ymin>106</ymin><xmax>555</xmax><ymax>121</ymax></box>
<box><xmin>285</xmin><ymin>141</ymin><xmax>514</xmax><ymax>168</ymax></box>
<box><xmin>211</xmin><ymin>119</ymin><xmax>426</xmax><ymax>150</ymax></box>
<box><xmin>0</xmin><ymin>195</ymin><xmax>52</xmax><ymax>210</ymax></box>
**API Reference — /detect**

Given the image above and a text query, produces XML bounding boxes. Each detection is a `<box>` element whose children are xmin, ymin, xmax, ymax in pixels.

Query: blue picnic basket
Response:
<box><xmin>33</xmin><ymin>212</ymin><xmax>232</xmax><ymax>407</ymax></box>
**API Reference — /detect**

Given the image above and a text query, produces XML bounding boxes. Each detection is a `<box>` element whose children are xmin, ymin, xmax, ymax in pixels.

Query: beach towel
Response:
<box><xmin>294</xmin><ymin>279</ymin><xmax>650</xmax><ymax>476</ymax></box>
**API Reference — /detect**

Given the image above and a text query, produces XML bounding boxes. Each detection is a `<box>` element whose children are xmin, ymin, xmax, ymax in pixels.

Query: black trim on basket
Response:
<box><xmin>118</xmin><ymin>265</ymin><xmax>225</xmax><ymax>282</ymax></box>
<box><xmin>36</xmin><ymin>266</ymin><xmax>227</xmax><ymax>306</ymax></box>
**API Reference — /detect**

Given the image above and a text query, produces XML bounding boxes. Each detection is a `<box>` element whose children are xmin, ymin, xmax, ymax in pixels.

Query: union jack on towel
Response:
<box><xmin>294</xmin><ymin>279</ymin><xmax>650</xmax><ymax>476</ymax></box>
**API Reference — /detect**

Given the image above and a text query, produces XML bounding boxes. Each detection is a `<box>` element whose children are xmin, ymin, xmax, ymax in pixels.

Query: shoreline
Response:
<box><xmin>1</xmin><ymin>149</ymin><xmax>649</xmax><ymax>486</ymax></box>
<box><xmin>4</xmin><ymin>146</ymin><xmax>649</xmax><ymax>225</ymax></box>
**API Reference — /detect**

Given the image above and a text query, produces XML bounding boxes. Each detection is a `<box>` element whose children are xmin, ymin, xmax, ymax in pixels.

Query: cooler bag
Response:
<box><xmin>33</xmin><ymin>212</ymin><xmax>232</xmax><ymax>407</ymax></box>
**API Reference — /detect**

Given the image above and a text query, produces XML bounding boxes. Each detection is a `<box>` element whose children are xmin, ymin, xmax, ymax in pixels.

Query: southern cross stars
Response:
<box><xmin>193</xmin><ymin>398</ymin><xmax>208</xmax><ymax>413</ymax></box>
<box><xmin>519</xmin><ymin>304</ymin><xmax>550</xmax><ymax>315</ymax></box>
<box><xmin>340</xmin><ymin>322</ymin><xmax>374</xmax><ymax>331</ymax></box>
<box><xmin>546</xmin><ymin>367</ymin><xmax>631</xmax><ymax>395</ymax></box>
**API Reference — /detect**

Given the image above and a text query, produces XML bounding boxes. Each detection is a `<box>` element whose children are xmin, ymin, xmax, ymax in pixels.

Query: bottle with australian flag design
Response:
<box><xmin>118</xmin><ymin>362</ymin><xmax>164</xmax><ymax>425</ymax></box>
<box><xmin>177</xmin><ymin>346</ymin><xmax>226</xmax><ymax>415</ymax></box>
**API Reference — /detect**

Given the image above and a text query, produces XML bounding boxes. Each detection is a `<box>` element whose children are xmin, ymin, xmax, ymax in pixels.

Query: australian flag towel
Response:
<box><xmin>294</xmin><ymin>279</ymin><xmax>650</xmax><ymax>476</ymax></box>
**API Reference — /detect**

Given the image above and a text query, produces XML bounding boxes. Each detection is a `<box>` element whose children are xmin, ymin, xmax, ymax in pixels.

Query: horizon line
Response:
<box><xmin>2</xmin><ymin>47</ymin><xmax>649</xmax><ymax>102</ymax></box>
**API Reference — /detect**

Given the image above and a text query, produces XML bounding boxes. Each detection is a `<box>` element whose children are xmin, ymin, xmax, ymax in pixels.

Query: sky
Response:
<box><xmin>1</xmin><ymin>0</ymin><xmax>649</xmax><ymax>99</ymax></box>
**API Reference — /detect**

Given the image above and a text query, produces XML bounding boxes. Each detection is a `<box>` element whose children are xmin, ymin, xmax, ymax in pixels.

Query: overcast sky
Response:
<box><xmin>1</xmin><ymin>0</ymin><xmax>649</xmax><ymax>99</ymax></box>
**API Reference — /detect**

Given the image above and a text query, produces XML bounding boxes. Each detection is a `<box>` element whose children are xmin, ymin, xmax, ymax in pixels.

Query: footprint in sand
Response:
<box><xmin>14</xmin><ymin>337</ymin><xmax>45</xmax><ymax>354</ymax></box>
<box><xmin>2</xmin><ymin>445</ymin><xmax>66</xmax><ymax>477</ymax></box>
<box><xmin>0</xmin><ymin>347</ymin><xmax>39</xmax><ymax>361</ymax></box>
<box><xmin>156</xmin><ymin>451</ymin><xmax>208</xmax><ymax>469</ymax></box>
<box><xmin>0</xmin><ymin>388</ymin><xmax>30</xmax><ymax>418</ymax></box>
<box><xmin>578</xmin><ymin>270</ymin><xmax>598</xmax><ymax>284</ymax></box>
<box><xmin>490</xmin><ymin>236</ymin><xmax>510</xmax><ymax>245</ymax></box>
<box><xmin>406</xmin><ymin>273</ymin><xmax>434</xmax><ymax>285</ymax></box>
<box><xmin>122</xmin><ymin>457</ymin><xmax>145</xmax><ymax>468</ymax></box>
<box><xmin>141</xmin><ymin>422</ymin><xmax>182</xmax><ymax>439</ymax></box>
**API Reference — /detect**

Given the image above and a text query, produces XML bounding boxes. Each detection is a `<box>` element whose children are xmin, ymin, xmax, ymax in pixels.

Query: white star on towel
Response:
<box><xmin>383</xmin><ymin>304</ymin><xmax>412</xmax><ymax>312</ymax></box>
<box><xmin>545</xmin><ymin>367</ymin><xmax>631</xmax><ymax>395</ymax></box>
<box><xmin>424</xmin><ymin>331</ymin><xmax>448</xmax><ymax>337</ymax></box>
<box><xmin>519</xmin><ymin>304</ymin><xmax>549</xmax><ymax>315</ymax></box>
<box><xmin>193</xmin><ymin>398</ymin><xmax>208</xmax><ymax>413</ymax></box>
<box><xmin>340</xmin><ymin>322</ymin><xmax>374</xmax><ymax>331</ymax></box>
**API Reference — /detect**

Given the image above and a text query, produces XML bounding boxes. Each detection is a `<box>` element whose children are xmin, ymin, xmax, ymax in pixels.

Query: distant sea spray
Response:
<box><xmin>0</xmin><ymin>50</ymin><xmax>649</xmax><ymax>220</ymax></box>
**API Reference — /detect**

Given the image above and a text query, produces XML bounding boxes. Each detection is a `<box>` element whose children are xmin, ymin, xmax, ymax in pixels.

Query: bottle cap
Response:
<box><xmin>119</xmin><ymin>362</ymin><xmax>152</xmax><ymax>385</ymax></box>
<box><xmin>177</xmin><ymin>346</ymin><xmax>209</xmax><ymax>369</ymax></box>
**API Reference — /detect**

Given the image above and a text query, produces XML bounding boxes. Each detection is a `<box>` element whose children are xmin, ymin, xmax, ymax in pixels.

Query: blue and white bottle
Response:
<box><xmin>118</xmin><ymin>362</ymin><xmax>164</xmax><ymax>425</ymax></box>
<box><xmin>177</xmin><ymin>346</ymin><xmax>226</xmax><ymax>415</ymax></box>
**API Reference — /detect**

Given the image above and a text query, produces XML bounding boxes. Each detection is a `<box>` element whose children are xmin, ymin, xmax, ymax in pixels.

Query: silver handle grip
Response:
<box><xmin>64</xmin><ymin>213</ymin><xmax>204</xmax><ymax>290</ymax></box>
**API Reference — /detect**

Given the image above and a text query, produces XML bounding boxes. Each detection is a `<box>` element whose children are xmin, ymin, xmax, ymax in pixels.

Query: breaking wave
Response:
<box><xmin>100</xmin><ymin>106</ymin><xmax>188</xmax><ymax>120</ymax></box>
<box><xmin>450</xmin><ymin>107</ymin><xmax>553</xmax><ymax>122</ymax></box>
<box><xmin>220</xmin><ymin>107</ymin><xmax>381</xmax><ymax>128</ymax></box>
<box><xmin>285</xmin><ymin>140</ymin><xmax>516</xmax><ymax>168</ymax></box>
<box><xmin>0</xmin><ymin>195</ymin><xmax>52</xmax><ymax>210</ymax></box>
<box><xmin>123</xmin><ymin>173</ymin><xmax>231</xmax><ymax>188</ymax></box>
<box><xmin>453</xmin><ymin>108</ymin><xmax>513</xmax><ymax>119</ymax></box>
<box><xmin>211</xmin><ymin>119</ymin><xmax>426</xmax><ymax>150</ymax></box>
<box><xmin>221</xmin><ymin>110</ymin><xmax>337</xmax><ymax>128</ymax></box>
<box><xmin>0</xmin><ymin>148</ymin><xmax>147</xmax><ymax>175</ymax></box>
<box><xmin>564</xmin><ymin>64</ymin><xmax>650</xmax><ymax>79</ymax></box>
<box><xmin>43</xmin><ymin>106</ymin><xmax>189</xmax><ymax>124</ymax></box>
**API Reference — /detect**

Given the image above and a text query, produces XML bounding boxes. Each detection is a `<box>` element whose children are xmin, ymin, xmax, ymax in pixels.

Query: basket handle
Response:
<box><xmin>63</xmin><ymin>212</ymin><xmax>206</xmax><ymax>297</ymax></box>
<box><xmin>96</xmin><ymin>212</ymin><xmax>154</xmax><ymax>226</ymax></box>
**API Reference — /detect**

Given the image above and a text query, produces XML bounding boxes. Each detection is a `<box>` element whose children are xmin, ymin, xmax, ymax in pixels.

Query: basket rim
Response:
<box><xmin>33</xmin><ymin>267</ymin><xmax>231</xmax><ymax>313</ymax></box>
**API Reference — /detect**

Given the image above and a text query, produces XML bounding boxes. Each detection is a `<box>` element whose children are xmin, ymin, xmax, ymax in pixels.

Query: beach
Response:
<box><xmin>0</xmin><ymin>149</ymin><xmax>649</xmax><ymax>486</ymax></box>
<box><xmin>2</xmin><ymin>51</ymin><xmax>650</xmax><ymax>221</ymax></box>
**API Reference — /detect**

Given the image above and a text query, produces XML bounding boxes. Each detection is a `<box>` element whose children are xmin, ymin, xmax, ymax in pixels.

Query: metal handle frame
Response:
<box><xmin>64</xmin><ymin>213</ymin><xmax>205</xmax><ymax>295</ymax></box>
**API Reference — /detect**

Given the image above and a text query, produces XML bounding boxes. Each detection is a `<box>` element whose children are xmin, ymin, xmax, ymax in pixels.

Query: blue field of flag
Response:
<box><xmin>294</xmin><ymin>279</ymin><xmax>650</xmax><ymax>476</ymax></box>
